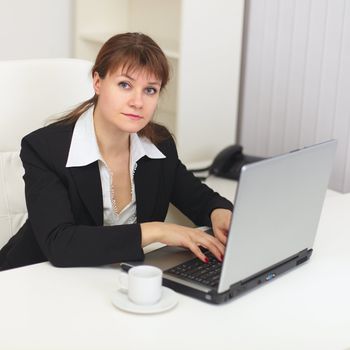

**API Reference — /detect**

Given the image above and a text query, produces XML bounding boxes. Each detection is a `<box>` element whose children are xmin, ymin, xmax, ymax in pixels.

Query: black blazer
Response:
<box><xmin>0</xmin><ymin>122</ymin><xmax>233</xmax><ymax>271</ymax></box>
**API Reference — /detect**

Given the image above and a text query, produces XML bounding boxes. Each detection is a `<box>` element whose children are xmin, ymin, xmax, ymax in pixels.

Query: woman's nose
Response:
<box><xmin>129</xmin><ymin>90</ymin><xmax>143</xmax><ymax>109</ymax></box>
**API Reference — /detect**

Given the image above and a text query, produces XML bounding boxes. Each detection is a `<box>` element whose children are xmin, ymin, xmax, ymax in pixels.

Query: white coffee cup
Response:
<box><xmin>119</xmin><ymin>265</ymin><xmax>163</xmax><ymax>305</ymax></box>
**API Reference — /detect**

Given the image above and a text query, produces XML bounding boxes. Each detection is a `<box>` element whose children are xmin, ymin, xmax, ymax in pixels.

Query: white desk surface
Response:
<box><xmin>1</xmin><ymin>192</ymin><xmax>349</xmax><ymax>350</ymax></box>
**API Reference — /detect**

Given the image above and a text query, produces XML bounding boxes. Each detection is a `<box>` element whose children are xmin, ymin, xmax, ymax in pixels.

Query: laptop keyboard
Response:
<box><xmin>165</xmin><ymin>251</ymin><xmax>222</xmax><ymax>288</ymax></box>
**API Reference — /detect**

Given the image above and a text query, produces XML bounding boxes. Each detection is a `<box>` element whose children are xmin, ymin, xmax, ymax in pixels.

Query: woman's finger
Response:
<box><xmin>213</xmin><ymin>228</ymin><xmax>228</xmax><ymax>245</ymax></box>
<box><xmin>205</xmin><ymin>233</ymin><xmax>225</xmax><ymax>253</ymax></box>
<box><xmin>187</xmin><ymin>240</ymin><xmax>208</xmax><ymax>263</ymax></box>
<box><xmin>195</xmin><ymin>232</ymin><xmax>224</xmax><ymax>262</ymax></box>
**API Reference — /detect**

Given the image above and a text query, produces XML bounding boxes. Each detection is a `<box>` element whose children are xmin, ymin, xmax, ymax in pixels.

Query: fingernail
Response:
<box><xmin>204</xmin><ymin>257</ymin><xmax>209</xmax><ymax>263</ymax></box>
<box><xmin>221</xmin><ymin>254</ymin><xmax>224</xmax><ymax>260</ymax></box>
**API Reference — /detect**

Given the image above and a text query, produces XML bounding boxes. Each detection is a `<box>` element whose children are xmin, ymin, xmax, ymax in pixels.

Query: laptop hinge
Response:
<box><xmin>212</xmin><ymin>249</ymin><xmax>313</xmax><ymax>303</ymax></box>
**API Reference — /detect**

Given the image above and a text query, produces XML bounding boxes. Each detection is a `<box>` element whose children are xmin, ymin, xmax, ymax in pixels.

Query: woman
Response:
<box><xmin>0</xmin><ymin>33</ymin><xmax>233</xmax><ymax>271</ymax></box>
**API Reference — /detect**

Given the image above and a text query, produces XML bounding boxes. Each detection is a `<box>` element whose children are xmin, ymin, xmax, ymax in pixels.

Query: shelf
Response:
<box><xmin>80</xmin><ymin>32</ymin><xmax>113</xmax><ymax>45</ymax></box>
<box><xmin>79</xmin><ymin>33</ymin><xmax>180</xmax><ymax>59</ymax></box>
<box><xmin>153</xmin><ymin>109</ymin><xmax>176</xmax><ymax>135</ymax></box>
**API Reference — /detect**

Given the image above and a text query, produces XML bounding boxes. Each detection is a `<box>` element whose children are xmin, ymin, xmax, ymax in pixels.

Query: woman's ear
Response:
<box><xmin>93</xmin><ymin>71</ymin><xmax>101</xmax><ymax>95</ymax></box>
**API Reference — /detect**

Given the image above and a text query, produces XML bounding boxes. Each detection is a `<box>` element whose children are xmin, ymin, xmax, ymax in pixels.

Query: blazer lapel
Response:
<box><xmin>69</xmin><ymin>162</ymin><xmax>103</xmax><ymax>225</ymax></box>
<box><xmin>135</xmin><ymin>157</ymin><xmax>162</xmax><ymax>222</ymax></box>
<box><xmin>69</xmin><ymin>157</ymin><xmax>162</xmax><ymax>225</ymax></box>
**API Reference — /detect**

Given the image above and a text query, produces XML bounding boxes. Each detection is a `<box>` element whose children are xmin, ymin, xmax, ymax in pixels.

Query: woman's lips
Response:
<box><xmin>122</xmin><ymin>113</ymin><xmax>143</xmax><ymax>120</ymax></box>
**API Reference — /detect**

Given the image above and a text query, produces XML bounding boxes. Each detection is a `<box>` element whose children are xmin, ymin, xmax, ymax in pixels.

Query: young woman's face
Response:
<box><xmin>93</xmin><ymin>67</ymin><xmax>161</xmax><ymax>134</ymax></box>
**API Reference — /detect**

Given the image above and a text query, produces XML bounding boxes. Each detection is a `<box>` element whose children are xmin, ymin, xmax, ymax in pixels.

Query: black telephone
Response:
<box><xmin>190</xmin><ymin>144</ymin><xmax>264</xmax><ymax>181</ymax></box>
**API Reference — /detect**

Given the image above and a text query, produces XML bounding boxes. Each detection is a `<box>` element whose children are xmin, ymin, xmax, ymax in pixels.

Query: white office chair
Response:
<box><xmin>0</xmin><ymin>58</ymin><xmax>94</xmax><ymax>249</ymax></box>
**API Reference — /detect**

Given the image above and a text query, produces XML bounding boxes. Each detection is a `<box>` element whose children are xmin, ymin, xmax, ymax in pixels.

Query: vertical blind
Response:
<box><xmin>239</xmin><ymin>0</ymin><xmax>350</xmax><ymax>192</ymax></box>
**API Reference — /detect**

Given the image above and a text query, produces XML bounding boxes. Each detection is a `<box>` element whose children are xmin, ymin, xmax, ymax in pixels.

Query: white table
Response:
<box><xmin>1</xmin><ymin>193</ymin><xmax>349</xmax><ymax>350</ymax></box>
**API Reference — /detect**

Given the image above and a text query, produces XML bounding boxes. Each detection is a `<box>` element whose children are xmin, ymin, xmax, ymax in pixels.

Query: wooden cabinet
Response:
<box><xmin>74</xmin><ymin>0</ymin><xmax>245</xmax><ymax>164</ymax></box>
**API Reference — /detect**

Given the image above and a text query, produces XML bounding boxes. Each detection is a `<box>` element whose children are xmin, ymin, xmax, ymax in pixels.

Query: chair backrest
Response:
<box><xmin>0</xmin><ymin>58</ymin><xmax>94</xmax><ymax>248</ymax></box>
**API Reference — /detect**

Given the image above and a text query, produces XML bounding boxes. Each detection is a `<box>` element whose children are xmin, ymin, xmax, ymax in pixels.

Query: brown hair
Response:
<box><xmin>56</xmin><ymin>32</ymin><xmax>171</xmax><ymax>144</ymax></box>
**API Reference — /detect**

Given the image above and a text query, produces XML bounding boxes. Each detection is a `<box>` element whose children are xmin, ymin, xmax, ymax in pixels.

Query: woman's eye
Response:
<box><xmin>145</xmin><ymin>87</ymin><xmax>158</xmax><ymax>95</ymax></box>
<box><xmin>118</xmin><ymin>81</ymin><xmax>130</xmax><ymax>89</ymax></box>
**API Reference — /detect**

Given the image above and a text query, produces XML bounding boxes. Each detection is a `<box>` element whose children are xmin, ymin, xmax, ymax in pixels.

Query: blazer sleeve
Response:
<box><xmin>20</xmin><ymin>134</ymin><xmax>144</xmax><ymax>267</ymax></box>
<box><xmin>166</xmin><ymin>139</ymin><xmax>233</xmax><ymax>227</ymax></box>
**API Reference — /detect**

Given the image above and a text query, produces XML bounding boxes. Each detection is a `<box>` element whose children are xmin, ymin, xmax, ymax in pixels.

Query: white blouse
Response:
<box><xmin>65</xmin><ymin>107</ymin><xmax>166</xmax><ymax>226</ymax></box>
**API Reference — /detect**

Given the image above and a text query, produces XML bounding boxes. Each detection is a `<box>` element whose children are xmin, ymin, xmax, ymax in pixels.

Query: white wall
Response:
<box><xmin>239</xmin><ymin>0</ymin><xmax>350</xmax><ymax>193</ymax></box>
<box><xmin>0</xmin><ymin>0</ymin><xmax>72</xmax><ymax>60</ymax></box>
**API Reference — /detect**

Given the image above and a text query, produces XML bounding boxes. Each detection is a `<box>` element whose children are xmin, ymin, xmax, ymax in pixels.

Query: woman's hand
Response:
<box><xmin>140</xmin><ymin>222</ymin><xmax>225</xmax><ymax>263</ymax></box>
<box><xmin>210</xmin><ymin>208</ymin><xmax>233</xmax><ymax>245</ymax></box>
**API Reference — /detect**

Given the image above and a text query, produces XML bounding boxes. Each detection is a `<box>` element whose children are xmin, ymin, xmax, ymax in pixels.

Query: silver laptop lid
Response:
<box><xmin>218</xmin><ymin>140</ymin><xmax>337</xmax><ymax>293</ymax></box>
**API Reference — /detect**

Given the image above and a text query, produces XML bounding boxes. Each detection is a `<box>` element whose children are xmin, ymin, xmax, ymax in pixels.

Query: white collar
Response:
<box><xmin>66</xmin><ymin>107</ymin><xmax>165</xmax><ymax>168</ymax></box>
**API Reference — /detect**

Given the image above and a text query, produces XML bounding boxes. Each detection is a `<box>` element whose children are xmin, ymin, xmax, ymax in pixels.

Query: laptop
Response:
<box><xmin>121</xmin><ymin>140</ymin><xmax>337</xmax><ymax>304</ymax></box>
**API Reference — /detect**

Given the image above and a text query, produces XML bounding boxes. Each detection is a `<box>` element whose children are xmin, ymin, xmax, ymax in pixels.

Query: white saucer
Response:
<box><xmin>111</xmin><ymin>287</ymin><xmax>178</xmax><ymax>314</ymax></box>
